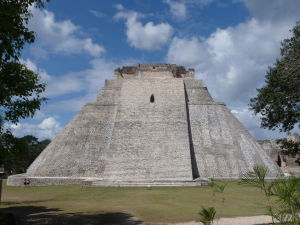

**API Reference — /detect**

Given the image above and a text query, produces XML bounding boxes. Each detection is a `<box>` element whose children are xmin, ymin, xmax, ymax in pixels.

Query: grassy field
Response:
<box><xmin>0</xmin><ymin>180</ymin><xmax>271</xmax><ymax>224</ymax></box>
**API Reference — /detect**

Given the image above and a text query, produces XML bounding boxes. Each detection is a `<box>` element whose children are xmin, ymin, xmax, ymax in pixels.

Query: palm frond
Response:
<box><xmin>199</xmin><ymin>207</ymin><xmax>216</xmax><ymax>225</ymax></box>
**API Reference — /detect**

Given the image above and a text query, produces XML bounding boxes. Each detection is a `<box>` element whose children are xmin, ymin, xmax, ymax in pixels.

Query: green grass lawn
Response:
<box><xmin>0</xmin><ymin>180</ymin><xmax>270</xmax><ymax>224</ymax></box>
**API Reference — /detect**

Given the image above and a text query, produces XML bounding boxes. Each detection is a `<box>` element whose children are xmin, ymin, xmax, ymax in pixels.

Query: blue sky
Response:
<box><xmin>11</xmin><ymin>0</ymin><xmax>300</xmax><ymax>140</ymax></box>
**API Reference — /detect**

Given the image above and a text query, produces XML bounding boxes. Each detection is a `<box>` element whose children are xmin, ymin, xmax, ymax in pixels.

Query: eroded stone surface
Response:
<box><xmin>8</xmin><ymin>63</ymin><xmax>282</xmax><ymax>186</ymax></box>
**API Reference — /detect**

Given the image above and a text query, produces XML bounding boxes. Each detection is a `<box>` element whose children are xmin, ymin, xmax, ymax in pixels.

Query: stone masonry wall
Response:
<box><xmin>26</xmin><ymin>79</ymin><xmax>121</xmax><ymax>177</ymax></box>
<box><xmin>102</xmin><ymin>78</ymin><xmax>193</xmax><ymax>181</ymax></box>
<box><xmin>9</xmin><ymin>63</ymin><xmax>282</xmax><ymax>186</ymax></box>
<box><xmin>184</xmin><ymin>81</ymin><xmax>281</xmax><ymax>178</ymax></box>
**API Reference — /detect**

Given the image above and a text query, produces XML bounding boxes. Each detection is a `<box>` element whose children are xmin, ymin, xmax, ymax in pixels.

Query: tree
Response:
<box><xmin>0</xmin><ymin>135</ymin><xmax>50</xmax><ymax>174</ymax></box>
<box><xmin>276</xmin><ymin>137</ymin><xmax>300</xmax><ymax>155</ymax></box>
<box><xmin>0</xmin><ymin>0</ymin><xmax>49</xmax><ymax>128</ymax></box>
<box><xmin>249</xmin><ymin>21</ymin><xmax>300</xmax><ymax>133</ymax></box>
<box><xmin>0</xmin><ymin>133</ymin><xmax>50</xmax><ymax>175</ymax></box>
<box><xmin>0</xmin><ymin>0</ymin><xmax>50</xmax><ymax>181</ymax></box>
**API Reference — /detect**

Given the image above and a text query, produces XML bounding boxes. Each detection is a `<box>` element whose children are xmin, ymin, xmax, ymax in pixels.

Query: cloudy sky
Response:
<box><xmin>11</xmin><ymin>0</ymin><xmax>300</xmax><ymax>140</ymax></box>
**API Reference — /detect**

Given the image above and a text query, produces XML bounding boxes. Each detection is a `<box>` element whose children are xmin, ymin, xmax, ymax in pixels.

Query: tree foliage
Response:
<box><xmin>0</xmin><ymin>0</ymin><xmax>49</xmax><ymax>126</ymax></box>
<box><xmin>241</xmin><ymin>165</ymin><xmax>300</xmax><ymax>224</ymax></box>
<box><xmin>0</xmin><ymin>0</ymin><xmax>50</xmax><ymax>175</ymax></box>
<box><xmin>0</xmin><ymin>134</ymin><xmax>50</xmax><ymax>174</ymax></box>
<box><xmin>249</xmin><ymin>21</ymin><xmax>300</xmax><ymax>132</ymax></box>
<box><xmin>277</xmin><ymin>138</ymin><xmax>300</xmax><ymax>155</ymax></box>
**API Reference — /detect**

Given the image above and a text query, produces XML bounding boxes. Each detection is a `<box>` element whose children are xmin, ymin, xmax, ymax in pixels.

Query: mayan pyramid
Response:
<box><xmin>8</xmin><ymin>63</ymin><xmax>282</xmax><ymax>186</ymax></box>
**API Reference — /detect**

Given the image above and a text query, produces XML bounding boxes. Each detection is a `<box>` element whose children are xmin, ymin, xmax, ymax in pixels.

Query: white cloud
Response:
<box><xmin>164</xmin><ymin>0</ymin><xmax>187</xmax><ymax>19</ymax></box>
<box><xmin>114</xmin><ymin>4</ymin><xmax>125</xmax><ymax>11</ymax></box>
<box><xmin>231</xmin><ymin>108</ymin><xmax>285</xmax><ymax>140</ymax></box>
<box><xmin>163</xmin><ymin>0</ymin><xmax>215</xmax><ymax>20</ymax></box>
<box><xmin>46</xmin><ymin>58</ymin><xmax>118</xmax><ymax>112</ymax></box>
<box><xmin>241</xmin><ymin>0</ymin><xmax>300</xmax><ymax>23</ymax></box>
<box><xmin>167</xmin><ymin>19</ymin><xmax>293</xmax><ymax>105</ymax></box>
<box><xmin>32</xmin><ymin>111</ymin><xmax>46</xmax><ymax>120</ymax></box>
<box><xmin>22</xmin><ymin>58</ymin><xmax>81</xmax><ymax>98</ymax></box>
<box><xmin>22</xmin><ymin>58</ymin><xmax>97</xmax><ymax>99</ymax></box>
<box><xmin>10</xmin><ymin>57</ymin><xmax>119</xmax><ymax>140</ymax></box>
<box><xmin>22</xmin><ymin>58</ymin><xmax>118</xmax><ymax>112</ymax></box>
<box><xmin>11</xmin><ymin>117</ymin><xmax>62</xmax><ymax>140</ymax></box>
<box><xmin>231</xmin><ymin>108</ymin><xmax>299</xmax><ymax>140</ymax></box>
<box><xmin>167</xmin><ymin>0</ymin><xmax>300</xmax><ymax>139</ymax></box>
<box><xmin>21</xmin><ymin>58</ymin><xmax>51</xmax><ymax>82</ymax></box>
<box><xmin>89</xmin><ymin>9</ymin><xmax>106</xmax><ymax>18</ymax></box>
<box><xmin>167</xmin><ymin>20</ymin><xmax>291</xmax><ymax>138</ymax></box>
<box><xmin>29</xmin><ymin>7</ymin><xmax>105</xmax><ymax>57</ymax></box>
<box><xmin>167</xmin><ymin>36</ymin><xmax>210</xmax><ymax>67</ymax></box>
<box><xmin>190</xmin><ymin>0</ymin><xmax>215</xmax><ymax>6</ymax></box>
<box><xmin>115</xmin><ymin>6</ymin><xmax>173</xmax><ymax>50</ymax></box>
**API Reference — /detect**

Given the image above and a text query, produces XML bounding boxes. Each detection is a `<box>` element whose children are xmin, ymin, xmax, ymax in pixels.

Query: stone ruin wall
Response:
<box><xmin>14</xmin><ymin>63</ymin><xmax>282</xmax><ymax>186</ymax></box>
<box><xmin>258</xmin><ymin>133</ymin><xmax>300</xmax><ymax>167</ymax></box>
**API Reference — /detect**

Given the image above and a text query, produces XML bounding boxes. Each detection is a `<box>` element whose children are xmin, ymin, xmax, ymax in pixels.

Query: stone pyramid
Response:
<box><xmin>8</xmin><ymin>64</ymin><xmax>282</xmax><ymax>186</ymax></box>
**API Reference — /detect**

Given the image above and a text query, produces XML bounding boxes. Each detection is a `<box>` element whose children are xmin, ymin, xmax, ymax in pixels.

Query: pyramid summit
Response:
<box><xmin>8</xmin><ymin>63</ymin><xmax>282</xmax><ymax>186</ymax></box>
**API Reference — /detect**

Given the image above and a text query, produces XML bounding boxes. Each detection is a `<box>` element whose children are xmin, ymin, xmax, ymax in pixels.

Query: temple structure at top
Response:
<box><xmin>115</xmin><ymin>63</ymin><xmax>195</xmax><ymax>79</ymax></box>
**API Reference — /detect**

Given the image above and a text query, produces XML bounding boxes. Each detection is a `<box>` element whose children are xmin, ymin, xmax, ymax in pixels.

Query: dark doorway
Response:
<box><xmin>150</xmin><ymin>94</ymin><xmax>154</xmax><ymax>103</ymax></box>
<box><xmin>277</xmin><ymin>153</ymin><xmax>282</xmax><ymax>167</ymax></box>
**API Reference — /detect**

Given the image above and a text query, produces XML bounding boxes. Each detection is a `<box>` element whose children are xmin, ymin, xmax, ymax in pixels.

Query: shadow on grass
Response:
<box><xmin>0</xmin><ymin>206</ymin><xmax>142</xmax><ymax>225</ymax></box>
<box><xmin>1</xmin><ymin>200</ymin><xmax>52</xmax><ymax>206</ymax></box>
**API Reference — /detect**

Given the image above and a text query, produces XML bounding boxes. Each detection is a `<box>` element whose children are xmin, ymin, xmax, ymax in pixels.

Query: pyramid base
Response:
<box><xmin>7</xmin><ymin>174</ymin><xmax>90</xmax><ymax>186</ymax></box>
<box><xmin>7</xmin><ymin>174</ymin><xmax>211</xmax><ymax>187</ymax></box>
<box><xmin>7</xmin><ymin>174</ymin><xmax>280</xmax><ymax>187</ymax></box>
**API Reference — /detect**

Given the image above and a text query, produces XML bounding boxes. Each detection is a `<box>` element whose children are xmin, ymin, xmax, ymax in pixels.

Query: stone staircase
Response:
<box><xmin>84</xmin><ymin>178</ymin><xmax>210</xmax><ymax>187</ymax></box>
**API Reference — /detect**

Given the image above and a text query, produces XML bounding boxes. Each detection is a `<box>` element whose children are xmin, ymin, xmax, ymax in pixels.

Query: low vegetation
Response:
<box><xmin>198</xmin><ymin>207</ymin><xmax>216</xmax><ymax>225</ymax></box>
<box><xmin>0</xmin><ymin>180</ymin><xmax>275</xmax><ymax>224</ymax></box>
<box><xmin>241</xmin><ymin>165</ymin><xmax>300</xmax><ymax>225</ymax></box>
